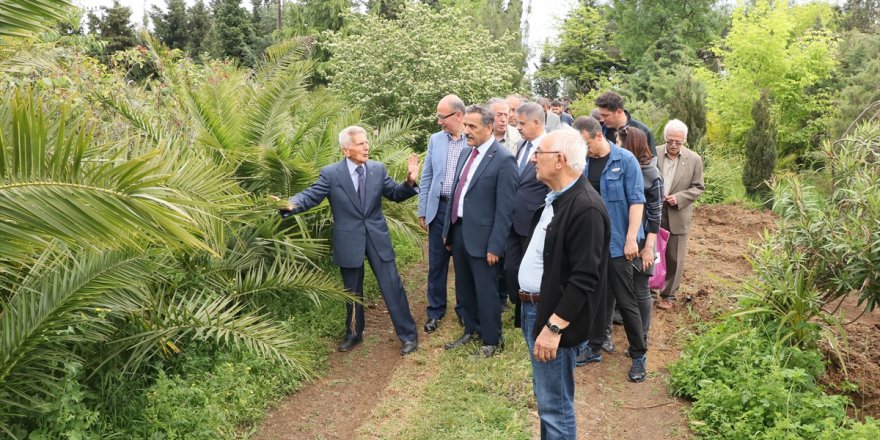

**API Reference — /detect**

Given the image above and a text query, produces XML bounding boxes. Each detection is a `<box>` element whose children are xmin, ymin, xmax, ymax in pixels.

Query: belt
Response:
<box><xmin>439</xmin><ymin>195</ymin><xmax>450</xmax><ymax>202</ymax></box>
<box><xmin>518</xmin><ymin>290</ymin><xmax>540</xmax><ymax>303</ymax></box>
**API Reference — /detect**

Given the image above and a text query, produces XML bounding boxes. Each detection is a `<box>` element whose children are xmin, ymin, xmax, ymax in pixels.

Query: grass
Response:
<box><xmin>357</xmin><ymin>310</ymin><xmax>534</xmax><ymax>440</ymax></box>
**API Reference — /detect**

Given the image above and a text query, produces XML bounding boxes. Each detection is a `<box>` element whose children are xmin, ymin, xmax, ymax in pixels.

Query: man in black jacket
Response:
<box><xmin>517</xmin><ymin>130</ymin><xmax>610</xmax><ymax>439</ymax></box>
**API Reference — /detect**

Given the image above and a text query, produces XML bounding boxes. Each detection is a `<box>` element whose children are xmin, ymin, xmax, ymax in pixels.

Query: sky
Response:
<box><xmin>74</xmin><ymin>0</ymin><xmax>576</xmax><ymax>71</ymax></box>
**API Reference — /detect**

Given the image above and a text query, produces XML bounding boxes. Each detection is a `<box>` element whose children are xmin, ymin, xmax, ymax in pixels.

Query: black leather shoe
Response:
<box><xmin>424</xmin><ymin>318</ymin><xmax>440</xmax><ymax>333</ymax></box>
<box><xmin>472</xmin><ymin>344</ymin><xmax>501</xmax><ymax>358</ymax></box>
<box><xmin>444</xmin><ymin>332</ymin><xmax>476</xmax><ymax>350</ymax></box>
<box><xmin>401</xmin><ymin>340</ymin><xmax>418</xmax><ymax>355</ymax></box>
<box><xmin>337</xmin><ymin>336</ymin><xmax>362</xmax><ymax>352</ymax></box>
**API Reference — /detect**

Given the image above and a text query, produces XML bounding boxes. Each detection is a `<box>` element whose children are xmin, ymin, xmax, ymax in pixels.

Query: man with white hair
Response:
<box><xmin>519</xmin><ymin>130</ymin><xmax>610</xmax><ymax>438</ymax></box>
<box><xmin>277</xmin><ymin>126</ymin><xmax>421</xmax><ymax>355</ymax></box>
<box><xmin>656</xmin><ymin>119</ymin><xmax>705</xmax><ymax>310</ymax></box>
<box><xmin>488</xmin><ymin>97</ymin><xmax>522</xmax><ymax>155</ymax></box>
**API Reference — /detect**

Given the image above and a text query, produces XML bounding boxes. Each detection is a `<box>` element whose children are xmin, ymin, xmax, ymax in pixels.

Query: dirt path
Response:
<box><xmin>256</xmin><ymin>204</ymin><xmax>776</xmax><ymax>439</ymax></box>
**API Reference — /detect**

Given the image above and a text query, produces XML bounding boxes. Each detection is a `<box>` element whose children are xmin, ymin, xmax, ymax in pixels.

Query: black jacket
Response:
<box><xmin>602</xmin><ymin>110</ymin><xmax>657</xmax><ymax>157</ymax></box>
<box><xmin>519</xmin><ymin>175</ymin><xmax>611</xmax><ymax>348</ymax></box>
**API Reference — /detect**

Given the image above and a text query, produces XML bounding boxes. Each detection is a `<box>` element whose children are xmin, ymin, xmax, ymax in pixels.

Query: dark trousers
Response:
<box><xmin>339</xmin><ymin>236</ymin><xmax>418</xmax><ymax>343</ymax></box>
<box><xmin>504</xmin><ymin>232</ymin><xmax>529</xmax><ymax>301</ymax></box>
<box><xmin>426</xmin><ymin>199</ymin><xmax>456</xmax><ymax>320</ymax></box>
<box><xmin>590</xmin><ymin>257</ymin><xmax>646</xmax><ymax>357</ymax></box>
<box><xmin>450</xmin><ymin>221</ymin><xmax>502</xmax><ymax>345</ymax></box>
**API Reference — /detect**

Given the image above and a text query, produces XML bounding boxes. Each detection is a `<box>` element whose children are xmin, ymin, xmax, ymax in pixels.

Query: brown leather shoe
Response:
<box><xmin>657</xmin><ymin>298</ymin><xmax>674</xmax><ymax>310</ymax></box>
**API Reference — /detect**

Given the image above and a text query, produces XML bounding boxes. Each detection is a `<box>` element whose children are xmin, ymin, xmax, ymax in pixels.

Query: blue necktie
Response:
<box><xmin>518</xmin><ymin>141</ymin><xmax>533</xmax><ymax>174</ymax></box>
<box><xmin>356</xmin><ymin>165</ymin><xmax>366</xmax><ymax>209</ymax></box>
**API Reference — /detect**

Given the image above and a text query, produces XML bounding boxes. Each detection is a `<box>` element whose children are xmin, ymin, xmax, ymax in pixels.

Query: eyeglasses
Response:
<box><xmin>436</xmin><ymin>111</ymin><xmax>457</xmax><ymax>121</ymax></box>
<box><xmin>533</xmin><ymin>148</ymin><xmax>562</xmax><ymax>157</ymax></box>
<box><xmin>665</xmin><ymin>140</ymin><xmax>685</xmax><ymax>147</ymax></box>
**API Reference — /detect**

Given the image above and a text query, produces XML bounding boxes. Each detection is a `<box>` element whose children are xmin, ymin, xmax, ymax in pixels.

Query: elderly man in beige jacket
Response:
<box><xmin>656</xmin><ymin>119</ymin><xmax>705</xmax><ymax>310</ymax></box>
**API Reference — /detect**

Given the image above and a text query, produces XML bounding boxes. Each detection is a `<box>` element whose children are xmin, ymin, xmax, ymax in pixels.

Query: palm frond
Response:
<box><xmin>229</xmin><ymin>261</ymin><xmax>348</xmax><ymax>304</ymax></box>
<box><xmin>0</xmin><ymin>247</ymin><xmax>158</xmax><ymax>414</ymax></box>
<box><xmin>114</xmin><ymin>291</ymin><xmax>316</xmax><ymax>378</ymax></box>
<box><xmin>0</xmin><ymin>0</ymin><xmax>72</xmax><ymax>39</ymax></box>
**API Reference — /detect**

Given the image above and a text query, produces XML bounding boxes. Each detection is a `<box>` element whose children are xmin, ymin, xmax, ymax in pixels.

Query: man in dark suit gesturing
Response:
<box><xmin>442</xmin><ymin>105</ymin><xmax>518</xmax><ymax>357</ymax></box>
<box><xmin>277</xmin><ymin>126</ymin><xmax>421</xmax><ymax>356</ymax></box>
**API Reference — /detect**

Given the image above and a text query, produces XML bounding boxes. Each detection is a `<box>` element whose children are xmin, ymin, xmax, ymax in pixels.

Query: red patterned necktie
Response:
<box><xmin>450</xmin><ymin>148</ymin><xmax>480</xmax><ymax>224</ymax></box>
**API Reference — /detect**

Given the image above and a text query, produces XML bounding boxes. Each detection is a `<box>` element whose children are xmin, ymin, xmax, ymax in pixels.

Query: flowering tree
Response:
<box><xmin>325</xmin><ymin>3</ymin><xmax>522</xmax><ymax>143</ymax></box>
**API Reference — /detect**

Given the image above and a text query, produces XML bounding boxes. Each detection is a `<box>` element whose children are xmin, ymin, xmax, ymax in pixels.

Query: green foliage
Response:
<box><xmin>186</xmin><ymin>0</ymin><xmax>213</xmax><ymax>57</ymax></box>
<box><xmin>536</xmin><ymin>4</ymin><xmax>617</xmax><ymax>95</ymax></box>
<box><xmin>767</xmin><ymin>121</ymin><xmax>880</xmax><ymax>312</ymax></box>
<box><xmin>705</xmin><ymin>0</ymin><xmax>838</xmax><ymax>157</ymax></box>
<box><xmin>441</xmin><ymin>0</ymin><xmax>527</xmax><ymax>87</ymax></box>
<box><xmin>669</xmin><ymin>317</ymin><xmax>879</xmax><ymax>439</ymax></box>
<box><xmin>0</xmin><ymin>0</ymin><xmax>73</xmax><ymax>39</ymax></box>
<box><xmin>668</xmin><ymin>72</ymin><xmax>708</xmax><ymax>150</ymax></box>
<box><xmin>88</xmin><ymin>0</ymin><xmax>137</xmax><ymax>54</ymax></box>
<box><xmin>150</xmin><ymin>0</ymin><xmax>190</xmax><ymax>51</ymax></box>
<box><xmin>696</xmin><ymin>149</ymin><xmax>746</xmax><ymax>206</ymax></box>
<box><xmin>211</xmin><ymin>0</ymin><xmax>258</xmax><ymax>67</ymax></box>
<box><xmin>742</xmin><ymin>91</ymin><xmax>778</xmax><ymax>203</ymax></box>
<box><xmin>325</xmin><ymin>3</ymin><xmax>521</xmax><ymax>141</ymax></box>
<box><xmin>841</xmin><ymin>0</ymin><xmax>880</xmax><ymax>32</ymax></box>
<box><xmin>828</xmin><ymin>31</ymin><xmax>880</xmax><ymax>140</ymax></box>
<box><xmin>608</xmin><ymin>0</ymin><xmax>726</xmax><ymax>69</ymax></box>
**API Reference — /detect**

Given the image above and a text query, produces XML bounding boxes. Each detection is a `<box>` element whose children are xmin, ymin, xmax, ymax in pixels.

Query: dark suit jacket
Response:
<box><xmin>284</xmin><ymin>159</ymin><xmax>417</xmax><ymax>268</ymax></box>
<box><xmin>510</xmin><ymin>139</ymin><xmax>550</xmax><ymax>238</ymax></box>
<box><xmin>442</xmin><ymin>140</ymin><xmax>517</xmax><ymax>258</ymax></box>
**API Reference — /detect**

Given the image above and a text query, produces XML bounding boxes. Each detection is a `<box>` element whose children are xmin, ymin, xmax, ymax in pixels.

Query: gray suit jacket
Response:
<box><xmin>285</xmin><ymin>159</ymin><xmax>417</xmax><ymax>268</ymax></box>
<box><xmin>418</xmin><ymin>131</ymin><xmax>460</xmax><ymax>224</ymax></box>
<box><xmin>442</xmin><ymin>141</ymin><xmax>518</xmax><ymax>258</ymax></box>
<box><xmin>656</xmin><ymin>145</ymin><xmax>705</xmax><ymax>235</ymax></box>
<box><xmin>545</xmin><ymin>111</ymin><xmax>562</xmax><ymax>132</ymax></box>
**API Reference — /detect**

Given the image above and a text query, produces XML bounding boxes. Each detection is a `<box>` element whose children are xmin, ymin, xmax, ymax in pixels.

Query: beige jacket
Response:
<box><xmin>657</xmin><ymin>145</ymin><xmax>705</xmax><ymax>234</ymax></box>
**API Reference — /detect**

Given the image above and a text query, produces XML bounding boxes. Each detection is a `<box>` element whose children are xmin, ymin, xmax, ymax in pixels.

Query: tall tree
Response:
<box><xmin>668</xmin><ymin>72</ymin><xmax>708</xmax><ymax>153</ymax></box>
<box><xmin>742</xmin><ymin>90</ymin><xmax>777</xmax><ymax>204</ymax></box>
<box><xmin>535</xmin><ymin>3</ymin><xmax>618</xmax><ymax>95</ymax></box>
<box><xmin>706</xmin><ymin>0</ymin><xmax>838</xmax><ymax>156</ymax></box>
<box><xmin>92</xmin><ymin>0</ymin><xmax>137</xmax><ymax>54</ymax></box>
<box><xmin>842</xmin><ymin>0</ymin><xmax>880</xmax><ymax>31</ymax></box>
<box><xmin>186</xmin><ymin>0</ymin><xmax>213</xmax><ymax>57</ymax></box>
<box><xmin>608</xmin><ymin>0</ymin><xmax>726</xmax><ymax>68</ymax></box>
<box><xmin>442</xmin><ymin>0</ymin><xmax>528</xmax><ymax>86</ymax></box>
<box><xmin>211</xmin><ymin>0</ymin><xmax>257</xmax><ymax>66</ymax></box>
<box><xmin>150</xmin><ymin>0</ymin><xmax>189</xmax><ymax>50</ymax></box>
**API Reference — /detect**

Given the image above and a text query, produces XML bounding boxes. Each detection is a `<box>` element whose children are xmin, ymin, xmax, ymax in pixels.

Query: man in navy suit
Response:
<box><xmin>277</xmin><ymin>126</ymin><xmax>421</xmax><ymax>356</ymax></box>
<box><xmin>506</xmin><ymin>102</ymin><xmax>550</xmax><ymax>322</ymax></box>
<box><xmin>418</xmin><ymin>95</ymin><xmax>468</xmax><ymax>333</ymax></box>
<box><xmin>442</xmin><ymin>105</ymin><xmax>518</xmax><ymax>357</ymax></box>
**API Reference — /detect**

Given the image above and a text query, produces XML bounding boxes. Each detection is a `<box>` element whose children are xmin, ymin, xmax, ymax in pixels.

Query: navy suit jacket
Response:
<box><xmin>510</xmin><ymin>140</ymin><xmax>550</xmax><ymax>238</ymax></box>
<box><xmin>442</xmin><ymin>140</ymin><xmax>517</xmax><ymax>258</ymax></box>
<box><xmin>284</xmin><ymin>159</ymin><xmax>417</xmax><ymax>268</ymax></box>
<box><xmin>418</xmin><ymin>131</ymin><xmax>461</xmax><ymax>224</ymax></box>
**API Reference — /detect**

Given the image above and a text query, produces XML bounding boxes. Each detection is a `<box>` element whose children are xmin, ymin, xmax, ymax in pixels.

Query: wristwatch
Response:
<box><xmin>546</xmin><ymin>322</ymin><xmax>563</xmax><ymax>335</ymax></box>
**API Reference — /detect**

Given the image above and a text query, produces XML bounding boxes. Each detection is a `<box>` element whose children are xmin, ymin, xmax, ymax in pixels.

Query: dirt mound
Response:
<box><xmin>822</xmin><ymin>295</ymin><xmax>880</xmax><ymax>420</ymax></box>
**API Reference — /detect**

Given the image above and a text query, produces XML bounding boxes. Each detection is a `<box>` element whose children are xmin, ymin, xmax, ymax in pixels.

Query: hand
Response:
<box><xmin>624</xmin><ymin>238</ymin><xmax>639</xmax><ymax>260</ymax></box>
<box><xmin>664</xmin><ymin>194</ymin><xmax>678</xmax><ymax>207</ymax></box>
<box><xmin>270</xmin><ymin>195</ymin><xmax>293</xmax><ymax>211</ymax></box>
<box><xmin>418</xmin><ymin>217</ymin><xmax>427</xmax><ymax>231</ymax></box>
<box><xmin>639</xmin><ymin>246</ymin><xmax>655</xmax><ymax>271</ymax></box>
<box><xmin>487</xmin><ymin>252</ymin><xmax>499</xmax><ymax>266</ymax></box>
<box><xmin>534</xmin><ymin>327</ymin><xmax>561</xmax><ymax>362</ymax></box>
<box><xmin>406</xmin><ymin>154</ymin><xmax>421</xmax><ymax>186</ymax></box>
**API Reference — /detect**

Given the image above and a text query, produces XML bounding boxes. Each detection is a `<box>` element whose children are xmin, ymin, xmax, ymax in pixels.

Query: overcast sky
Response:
<box><xmin>74</xmin><ymin>0</ymin><xmax>576</xmax><ymax>71</ymax></box>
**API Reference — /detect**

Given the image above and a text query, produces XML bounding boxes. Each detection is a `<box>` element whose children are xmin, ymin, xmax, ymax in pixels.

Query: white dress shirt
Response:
<box><xmin>455</xmin><ymin>137</ymin><xmax>493</xmax><ymax>219</ymax></box>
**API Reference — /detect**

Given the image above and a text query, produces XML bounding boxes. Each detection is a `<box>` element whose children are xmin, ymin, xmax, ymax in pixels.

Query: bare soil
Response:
<box><xmin>255</xmin><ymin>204</ymin><xmax>799</xmax><ymax>439</ymax></box>
<box><xmin>822</xmin><ymin>294</ymin><xmax>880</xmax><ymax>420</ymax></box>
